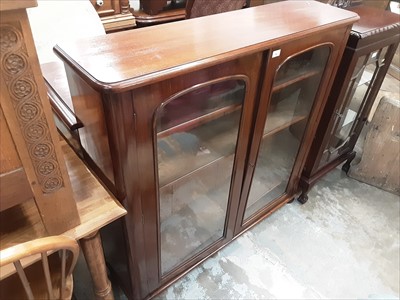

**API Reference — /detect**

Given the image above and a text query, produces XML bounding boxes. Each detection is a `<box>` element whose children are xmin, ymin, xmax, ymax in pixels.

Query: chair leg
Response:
<box><xmin>80</xmin><ymin>231</ymin><xmax>114</xmax><ymax>300</ymax></box>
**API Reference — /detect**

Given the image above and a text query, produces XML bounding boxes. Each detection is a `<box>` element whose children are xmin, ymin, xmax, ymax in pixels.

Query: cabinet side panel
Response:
<box><xmin>64</xmin><ymin>64</ymin><xmax>115</xmax><ymax>186</ymax></box>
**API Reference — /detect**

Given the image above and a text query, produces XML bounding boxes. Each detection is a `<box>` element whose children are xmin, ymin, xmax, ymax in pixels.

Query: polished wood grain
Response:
<box><xmin>41</xmin><ymin>62</ymin><xmax>83</xmax><ymax>156</ymax></box>
<box><xmin>64</xmin><ymin>64</ymin><xmax>116</xmax><ymax>187</ymax></box>
<box><xmin>54</xmin><ymin>1</ymin><xmax>358</xmax><ymax>92</ymax></box>
<box><xmin>41</xmin><ymin>62</ymin><xmax>74</xmax><ymax>114</ymax></box>
<box><xmin>347</xmin><ymin>5</ymin><xmax>400</xmax><ymax>47</ymax></box>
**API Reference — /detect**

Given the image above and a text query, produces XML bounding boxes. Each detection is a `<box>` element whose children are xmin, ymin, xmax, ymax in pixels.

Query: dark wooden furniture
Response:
<box><xmin>300</xmin><ymin>5</ymin><xmax>400</xmax><ymax>203</ymax></box>
<box><xmin>53</xmin><ymin>2</ymin><xmax>358</xmax><ymax>299</ymax></box>
<box><xmin>133</xmin><ymin>0</ymin><xmax>252</xmax><ymax>26</ymax></box>
<box><xmin>90</xmin><ymin>0</ymin><xmax>135</xmax><ymax>32</ymax></box>
<box><xmin>185</xmin><ymin>0</ymin><xmax>246</xmax><ymax>18</ymax></box>
<box><xmin>133</xmin><ymin>0</ymin><xmax>186</xmax><ymax>27</ymax></box>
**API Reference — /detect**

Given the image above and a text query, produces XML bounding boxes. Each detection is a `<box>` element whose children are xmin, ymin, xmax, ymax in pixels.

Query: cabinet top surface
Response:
<box><xmin>348</xmin><ymin>5</ymin><xmax>400</xmax><ymax>39</ymax></box>
<box><xmin>54</xmin><ymin>1</ymin><xmax>358</xmax><ymax>92</ymax></box>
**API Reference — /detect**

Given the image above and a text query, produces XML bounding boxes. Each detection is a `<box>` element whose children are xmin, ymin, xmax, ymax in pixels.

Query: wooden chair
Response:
<box><xmin>0</xmin><ymin>236</ymin><xmax>79</xmax><ymax>300</ymax></box>
<box><xmin>185</xmin><ymin>0</ymin><xmax>247</xmax><ymax>19</ymax></box>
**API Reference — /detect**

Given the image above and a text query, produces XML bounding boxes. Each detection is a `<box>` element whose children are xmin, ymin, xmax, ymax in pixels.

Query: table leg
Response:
<box><xmin>80</xmin><ymin>231</ymin><xmax>114</xmax><ymax>300</ymax></box>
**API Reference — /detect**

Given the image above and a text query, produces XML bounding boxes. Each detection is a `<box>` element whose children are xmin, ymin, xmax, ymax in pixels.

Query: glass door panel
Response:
<box><xmin>244</xmin><ymin>46</ymin><xmax>330</xmax><ymax>220</ymax></box>
<box><xmin>319</xmin><ymin>46</ymin><xmax>389</xmax><ymax>166</ymax></box>
<box><xmin>156</xmin><ymin>79</ymin><xmax>246</xmax><ymax>275</ymax></box>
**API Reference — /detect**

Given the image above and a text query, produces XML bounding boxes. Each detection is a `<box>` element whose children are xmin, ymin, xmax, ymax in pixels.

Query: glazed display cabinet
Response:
<box><xmin>300</xmin><ymin>5</ymin><xmax>400</xmax><ymax>204</ymax></box>
<box><xmin>52</xmin><ymin>2</ymin><xmax>358</xmax><ymax>299</ymax></box>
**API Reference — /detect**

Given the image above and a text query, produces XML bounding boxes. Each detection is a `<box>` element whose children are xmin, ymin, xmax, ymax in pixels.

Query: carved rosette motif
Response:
<box><xmin>0</xmin><ymin>23</ymin><xmax>63</xmax><ymax>193</ymax></box>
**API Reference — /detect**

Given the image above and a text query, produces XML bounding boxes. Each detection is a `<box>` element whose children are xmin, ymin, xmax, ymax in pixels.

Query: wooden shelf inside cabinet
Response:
<box><xmin>263</xmin><ymin>113</ymin><xmax>307</xmax><ymax>138</ymax></box>
<box><xmin>273</xmin><ymin>69</ymin><xmax>322</xmax><ymax>92</ymax></box>
<box><xmin>263</xmin><ymin>94</ymin><xmax>308</xmax><ymax>138</ymax></box>
<box><xmin>158</xmin><ymin>104</ymin><xmax>241</xmax><ymax>139</ymax></box>
<box><xmin>158</xmin><ymin>110</ymin><xmax>240</xmax><ymax>187</ymax></box>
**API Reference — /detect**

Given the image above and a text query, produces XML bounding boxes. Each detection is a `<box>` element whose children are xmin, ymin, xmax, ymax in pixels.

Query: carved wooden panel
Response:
<box><xmin>0</xmin><ymin>8</ymin><xmax>80</xmax><ymax>234</ymax></box>
<box><xmin>0</xmin><ymin>22</ymin><xmax>64</xmax><ymax>193</ymax></box>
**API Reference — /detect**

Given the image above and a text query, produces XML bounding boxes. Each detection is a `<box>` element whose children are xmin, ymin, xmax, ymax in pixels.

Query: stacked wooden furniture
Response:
<box><xmin>300</xmin><ymin>5</ymin><xmax>400</xmax><ymax>203</ymax></box>
<box><xmin>132</xmin><ymin>0</ymin><xmax>264</xmax><ymax>27</ymax></box>
<box><xmin>132</xmin><ymin>0</ymin><xmax>186</xmax><ymax>27</ymax></box>
<box><xmin>90</xmin><ymin>0</ymin><xmax>136</xmax><ymax>32</ymax></box>
<box><xmin>52</xmin><ymin>2</ymin><xmax>358</xmax><ymax>299</ymax></box>
<box><xmin>0</xmin><ymin>1</ymin><xmax>127</xmax><ymax>299</ymax></box>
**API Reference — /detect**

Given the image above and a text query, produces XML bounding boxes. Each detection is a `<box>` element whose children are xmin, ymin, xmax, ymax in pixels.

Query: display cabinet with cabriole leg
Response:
<box><xmin>52</xmin><ymin>2</ymin><xmax>358</xmax><ymax>299</ymax></box>
<box><xmin>299</xmin><ymin>5</ymin><xmax>400</xmax><ymax>204</ymax></box>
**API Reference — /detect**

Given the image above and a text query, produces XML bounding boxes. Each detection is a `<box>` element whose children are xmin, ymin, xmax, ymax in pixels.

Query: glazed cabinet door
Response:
<box><xmin>131</xmin><ymin>54</ymin><xmax>262</xmax><ymax>297</ymax></box>
<box><xmin>156</xmin><ymin>79</ymin><xmax>246</xmax><ymax>275</ymax></box>
<box><xmin>236</xmin><ymin>34</ymin><xmax>343</xmax><ymax>232</ymax></box>
<box><xmin>318</xmin><ymin>45</ymin><xmax>395</xmax><ymax>168</ymax></box>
